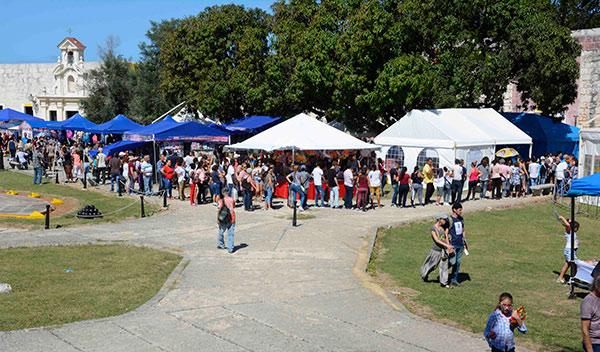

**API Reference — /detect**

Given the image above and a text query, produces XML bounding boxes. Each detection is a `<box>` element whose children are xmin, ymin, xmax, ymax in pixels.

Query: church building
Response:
<box><xmin>0</xmin><ymin>37</ymin><xmax>101</xmax><ymax>121</ymax></box>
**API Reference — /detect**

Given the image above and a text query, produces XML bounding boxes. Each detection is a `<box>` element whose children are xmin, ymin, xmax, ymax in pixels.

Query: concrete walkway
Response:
<box><xmin>0</xmin><ymin>193</ymin><xmax>542</xmax><ymax>351</ymax></box>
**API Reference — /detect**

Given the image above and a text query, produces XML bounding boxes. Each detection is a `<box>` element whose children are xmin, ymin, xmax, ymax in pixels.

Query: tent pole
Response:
<box><xmin>528</xmin><ymin>144</ymin><xmax>532</xmax><ymax>158</ymax></box>
<box><xmin>569</xmin><ymin>196</ymin><xmax>576</xmax><ymax>300</ymax></box>
<box><xmin>153</xmin><ymin>140</ymin><xmax>158</xmax><ymax>182</ymax></box>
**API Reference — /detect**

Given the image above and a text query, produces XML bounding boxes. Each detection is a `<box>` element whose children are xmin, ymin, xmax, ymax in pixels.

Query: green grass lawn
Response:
<box><xmin>0</xmin><ymin>244</ymin><xmax>181</xmax><ymax>331</ymax></box>
<box><xmin>0</xmin><ymin>170</ymin><xmax>160</xmax><ymax>229</ymax></box>
<box><xmin>370</xmin><ymin>201</ymin><xmax>598</xmax><ymax>352</ymax></box>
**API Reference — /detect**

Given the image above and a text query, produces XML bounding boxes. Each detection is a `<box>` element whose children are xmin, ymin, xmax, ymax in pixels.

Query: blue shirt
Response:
<box><xmin>484</xmin><ymin>309</ymin><xmax>527</xmax><ymax>351</ymax></box>
<box><xmin>448</xmin><ymin>215</ymin><xmax>464</xmax><ymax>248</ymax></box>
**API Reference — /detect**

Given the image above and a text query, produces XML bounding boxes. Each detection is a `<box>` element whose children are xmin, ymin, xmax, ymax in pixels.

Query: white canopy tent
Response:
<box><xmin>374</xmin><ymin>108</ymin><xmax>532</xmax><ymax>172</ymax></box>
<box><xmin>226</xmin><ymin>113</ymin><xmax>378</xmax><ymax>151</ymax></box>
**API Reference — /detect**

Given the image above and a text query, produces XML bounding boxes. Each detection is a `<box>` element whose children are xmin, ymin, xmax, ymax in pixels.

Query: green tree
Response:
<box><xmin>129</xmin><ymin>19</ymin><xmax>180</xmax><ymax>124</ymax></box>
<box><xmin>553</xmin><ymin>0</ymin><xmax>600</xmax><ymax>29</ymax></box>
<box><xmin>159</xmin><ymin>5</ymin><xmax>270</xmax><ymax>122</ymax></box>
<box><xmin>81</xmin><ymin>36</ymin><xmax>135</xmax><ymax>124</ymax></box>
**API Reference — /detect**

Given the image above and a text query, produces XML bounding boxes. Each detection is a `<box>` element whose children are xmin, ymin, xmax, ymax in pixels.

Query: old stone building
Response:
<box><xmin>503</xmin><ymin>28</ymin><xmax>600</xmax><ymax>127</ymax></box>
<box><xmin>0</xmin><ymin>37</ymin><xmax>100</xmax><ymax>121</ymax></box>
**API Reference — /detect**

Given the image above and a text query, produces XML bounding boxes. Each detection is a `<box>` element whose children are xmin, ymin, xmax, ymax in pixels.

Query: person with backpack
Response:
<box><xmin>217</xmin><ymin>187</ymin><xmax>236</xmax><ymax>254</ymax></box>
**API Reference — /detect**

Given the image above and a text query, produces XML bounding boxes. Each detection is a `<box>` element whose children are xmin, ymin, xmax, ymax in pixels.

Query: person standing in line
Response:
<box><xmin>451</xmin><ymin>159</ymin><xmax>463</xmax><ymax>204</ymax></box>
<box><xmin>264</xmin><ymin>166</ymin><xmax>276</xmax><ymax>211</ymax></box>
<box><xmin>240</xmin><ymin>166</ymin><xmax>258</xmax><ymax>211</ymax></box>
<box><xmin>356</xmin><ymin>168</ymin><xmax>370</xmax><ymax>210</ymax></box>
<box><xmin>367</xmin><ymin>164</ymin><xmax>382</xmax><ymax>208</ymax></box>
<box><xmin>190</xmin><ymin>160</ymin><xmax>199</xmax><ymax>206</ymax></box>
<box><xmin>156</xmin><ymin>154</ymin><xmax>165</xmax><ymax>191</ymax></box>
<box><xmin>500</xmin><ymin>159</ymin><xmax>510</xmax><ymax>198</ymax></box>
<box><xmin>448</xmin><ymin>202</ymin><xmax>467</xmax><ymax>287</ymax></box>
<box><xmin>343</xmin><ymin>165</ymin><xmax>355</xmax><ymax>209</ymax></box>
<box><xmin>490</xmin><ymin>158</ymin><xmax>503</xmax><ymax>199</ymax></box>
<box><xmin>423</xmin><ymin>158</ymin><xmax>435</xmax><ymax>204</ymax></box>
<box><xmin>108</xmin><ymin>153</ymin><xmax>121</xmax><ymax>192</ymax></box>
<box><xmin>217</xmin><ymin>187</ymin><xmax>236</xmax><ymax>254</ymax></box>
<box><xmin>434</xmin><ymin>167</ymin><xmax>445</xmax><ymax>206</ymax></box>
<box><xmin>312</xmin><ymin>162</ymin><xmax>325</xmax><ymax>207</ymax></box>
<box><xmin>411</xmin><ymin>166</ymin><xmax>424</xmax><ymax>207</ymax></box>
<box><xmin>478</xmin><ymin>157</ymin><xmax>490</xmax><ymax>199</ymax></box>
<box><xmin>286</xmin><ymin>165</ymin><xmax>307</xmax><ymax>211</ymax></box>
<box><xmin>210</xmin><ymin>164</ymin><xmax>223</xmax><ymax>206</ymax></box>
<box><xmin>443</xmin><ymin>167</ymin><xmax>452</xmax><ymax>205</ymax></box>
<box><xmin>420</xmin><ymin>213</ymin><xmax>454</xmax><ymax>288</ymax></box>
<box><xmin>32</xmin><ymin>146</ymin><xmax>44</xmax><ymax>185</ymax></box>
<box><xmin>161</xmin><ymin>159</ymin><xmax>174</xmax><ymax>200</ymax></box>
<box><xmin>328</xmin><ymin>160</ymin><xmax>340</xmax><ymax>208</ymax></box>
<box><xmin>141</xmin><ymin>155</ymin><xmax>154</xmax><ymax>196</ymax></box>
<box><xmin>390</xmin><ymin>163</ymin><xmax>399</xmax><ymax>207</ymax></box>
<box><xmin>62</xmin><ymin>146</ymin><xmax>73</xmax><ymax>183</ymax></box>
<box><xmin>466</xmin><ymin>161</ymin><xmax>482</xmax><ymax>201</ymax></box>
<box><xmin>484</xmin><ymin>292</ymin><xmax>526</xmax><ymax>352</ymax></box>
<box><xmin>96</xmin><ymin>148</ymin><xmax>107</xmax><ymax>184</ymax></box>
<box><xmin>582</xmin><ymin>276</ymin><xmax>600</xmax><ymax>352</ymax></box>
<box><xmin>298</xmin><ymin>164</ymin><xmax>311</xmax><ymax>209</ymax></box>
<box><xmin>397</xmin><ymin>166</ymin><xmax>411</xmax><ymax>208</ymax></box>
<box><xmin>527</xmin><ymin>157</ymin><xmax>540</xmax><ymax>194</ymax></box>
<box><xmin>128</xmin><ymin>156</ymin><xmax>136</xmax><ymax>195</ymax></box>
<box><xmin>174</xmin><ymin>159</ymin><xmax>186</xmax><ymax>201</ymax></box>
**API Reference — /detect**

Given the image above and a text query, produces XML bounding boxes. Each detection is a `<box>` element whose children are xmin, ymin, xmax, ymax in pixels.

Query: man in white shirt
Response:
<box><xmin>312</xmin><ymin>163</ymin><xmax>325</xmax><ymax>207</ymax></box>
<box><xmin>556</xmin><ymin>157</ymin><xmax>569</xmax><ymax>195</ymax></box>
<box><xmin>183</xmin><ymin>151</ymin><xmax>195</xmax><ymax>169</ymax></box>
<box><xmin>343</xmin><ymin>167</ymin><xmax>355</xmax><ymax>209</ymax></box>
<box><xmin>225</xmin><ymin>159</ymin><xmax>236</xmax><ymax>197</ymax></box>
<box><xmin>141</xmin><ymin>155</ymin><xmax>153</xmax><ymax>196</ymax></box>
<box><xmin>528</xmin><ymin>157</ymin><xmax>540</xmax><ymax>195</ymax></box>
<box><xmin>367</xmin><ymin>164</ymin><xmax>382</xmax><ymax>208</ymax></box>
<box><xmin>451</xmin><ymin>159</ymin><xmax>463</xmax><ymax>203</ymax></box>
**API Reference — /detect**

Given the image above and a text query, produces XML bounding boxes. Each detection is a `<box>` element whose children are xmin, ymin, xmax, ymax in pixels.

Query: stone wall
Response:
<box><xmin>0</xmin><ymin>63</ymin><xmax>56</xmax><ymax>114</ymax></box>
<box><xmin>503</xmin><ymin>28</ymin><xmax>600</xmax><ymax>127</ymax></box>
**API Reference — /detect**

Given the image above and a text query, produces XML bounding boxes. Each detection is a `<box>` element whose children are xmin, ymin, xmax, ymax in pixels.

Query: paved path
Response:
<box><xmin>0</xmin><ymin>192</ymin><xmax>542</xmax><ymax>351</ymax></box>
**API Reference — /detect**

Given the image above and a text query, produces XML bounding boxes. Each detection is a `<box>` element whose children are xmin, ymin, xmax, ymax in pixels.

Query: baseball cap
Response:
<box><xmin>436</xmin><ymin>213</ymin><xmax>447</xmax><ymax>220</ymax></box>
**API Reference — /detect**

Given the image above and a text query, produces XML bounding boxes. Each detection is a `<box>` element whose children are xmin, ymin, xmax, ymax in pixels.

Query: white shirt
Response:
<box><xmin>184</xmin><ymin>155</ymin><xmax>194</xmax><ymax>167</ymax></box>
<box><xmin>343</xmin><ymin>169</ymin><xmax>354</xmax><ymax>187</ymax></box>
<box><xmin>226</xmin><ymin>164</ymin><xmax>235</xmax><ymax>184</ymax></box>
<box><xmin>556</xmin><ymin>162</ymin><xmax>568</xmax><ymax>180</ymax></box>
<box><xmin>528</xmin><ymin>162</ymin><xmax>540</xmax><ymax>178</ymax></box>
<box><xmin>368</xmin><ymin>170</ymin><xmax>381</xmax><ymax>187</ymax></box>
<box><xmin>312</xmin><ymin>166</ymin><xmax>323</xmax><ymax>186</ymax></box>
<box><xmin>452</xmin><ymin>165</ymin><xmax>463</xmax><ymax>181</ymax></box>
<box><xmin>175</xmin><ymin>166</ymin><xmax>185</xmax><ymax>183</ymax></box>
<box><xmin>141</xmin><ymin>161</ymin><xmax>153</xmax><ymax>177</ymax></box>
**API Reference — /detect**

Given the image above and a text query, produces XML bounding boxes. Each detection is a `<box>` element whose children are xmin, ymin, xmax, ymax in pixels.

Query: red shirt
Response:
<box><xmin>161</xmin><ymin>165</ymin><xmax>174</xmax><ymax>180</ymax></box>
<box><xmin>399</xmin><ymin>174</ymin><xmax>410</xmax><ymax>184</ymax></box>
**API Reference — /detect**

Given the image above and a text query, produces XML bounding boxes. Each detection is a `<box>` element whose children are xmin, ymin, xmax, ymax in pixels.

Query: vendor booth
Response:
<box><xmin>374</xmin><ymin>108</ymin><xmax>532</xmax><ymax>172</ymax></box>
<box><xmin>222</xmin><ymin>115</ymin><xmax>282</xmax><ymax>134</ymax></box>
<box><xmin>502</xmin><ymin>112</ymin><xmax>580</xmax><ymax>157</ymax></box>
<box><xmin>0</xmin><ymin>108</ymin><xmax>43</xmax><ymax>122</ymax></box>
<box><xmin>86</xmin><ymin>114</ymin><xmax>142</xmax><ymax>134</ymax></box>
<box><xmin>46</xmin><ymin>113</ymin><xmax>97</xmax><ymax>131</ymax></box>
<box><xmin>122</xmin><ymin>115</ymin><xmax>180</xmax><ymax>142</ymax></box>
<box><xmin>227</xmin><ymin>113</ymin><xmax>379</xmax><ymax>200</ymax></box>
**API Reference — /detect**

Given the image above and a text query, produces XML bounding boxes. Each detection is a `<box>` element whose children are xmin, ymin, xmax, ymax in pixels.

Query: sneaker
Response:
<box><xmin>442</xmin><ymin>284</ymin><xmax>453</xmax><ymax>289</ymax></box>
<box><xmin>217</xmin><ymin>246</ymin><xmax>226</xmax><ymax>250</ymax></box>
<box><xmin>213</xmin><ymin>203</ymin><xmax>218</xmax><ymax>207</ymax></box>
<box><xmin>450</xmin><ymin>281</ymin><xmax>463</xmax><ymax>287</ymax></box>
<box><xmin>390</xmin><ymin>204</ymin><xmax>396</xmax><ymax>208</ymax></box>
<box><xmin>299</xmin><ymin>207</ymin><xmax>304</xmax><ymax>211</ymax></box>
<box><xmin>556</xmin><ymin>278</ymin><xmax>567</xmax><ymax>284</ymax></box>
<box><xmin>444</xmin><ymin>202</ymin><xmax>450</xmax><ymax>206</ymax></box>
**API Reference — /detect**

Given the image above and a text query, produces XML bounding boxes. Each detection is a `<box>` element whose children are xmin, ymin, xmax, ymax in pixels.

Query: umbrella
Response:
<box><xmin>496</xmin><ymin>147</ymin><xmax>519</xmax><ymax>158</ymax></box>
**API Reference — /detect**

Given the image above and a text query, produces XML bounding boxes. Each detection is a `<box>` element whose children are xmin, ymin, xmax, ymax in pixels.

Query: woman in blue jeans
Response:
<box><xmin>264</xmin><ymin>166</ymin><xmax>276</xmax><ymax>210</ymax></box>
<box><xmin>286</xmin><ymin>165</ymin><xmax>306</xmax><ymax>211</ymax></box>
<box><xmin>411</xmin><ymin>166</ymin><xmax>424</xmax><ymax>206</ymax></box>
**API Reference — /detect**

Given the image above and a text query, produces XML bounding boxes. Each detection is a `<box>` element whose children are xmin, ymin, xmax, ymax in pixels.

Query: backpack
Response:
<box><xmin>242</xmin><ymin>177</ymin><xmax>252</xmax><ymax>191</ymax></box>
<box><xmin>217</xmin><ymin>200</ymin><xmax>232</xmax><ymax>224</ymax></box>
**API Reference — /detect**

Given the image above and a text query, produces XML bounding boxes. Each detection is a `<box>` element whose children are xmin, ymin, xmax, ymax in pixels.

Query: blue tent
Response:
<box><xmin>502</xmin><ymin>113</ymin><xmax>579</xmax><ymax>157</ymax></box>
<box><xmin>46</xmin><ymin>113</ymin><xmax>97</xmax><ymax>131</ymax></box>
<box><xmin>565</xmin><ymin>172</ymin><xmax>600</xmax><ymax>197</ymax></box>
<box><xmin>86</xmin><ymin>114</ymin><xmax>143</xmax><ymax>134</ymax></box>
<box><xmin>222</xmin><ymin>115</ymin><xmax>282</xmax><ymax>134</ymax></box>
<box><xmin>0</xmin><ymin>108</ymin><xmax>43</xmax><ymax>122</ymax></box>
<box><xmin>123</xmin><ymin>115</ymin><xmax>180</xmax><ymax>141</ymax></box>
<box><xmin>88</xmin><ymin>140</ymin><xmax>151</xmax><ymax>158</ymax></box>
<box><xmin>153</xmin><ymin>121</ymin><xmax>230</xmax><ymax>143</ymax></box>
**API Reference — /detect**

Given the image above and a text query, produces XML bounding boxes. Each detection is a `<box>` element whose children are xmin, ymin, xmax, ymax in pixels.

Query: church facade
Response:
<box><xmin>0</xmin><ymin>37</ymin><xmax>101</xmax><ymax>121</ymax></box>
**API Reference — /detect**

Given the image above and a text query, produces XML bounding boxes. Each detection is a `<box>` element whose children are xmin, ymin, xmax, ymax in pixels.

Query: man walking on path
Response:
<box><xmin>217</xmin><ymin>187</ymin><xmax>236</xmax><ymax>253</ymax></box>
<box><xmin>32</xmin><ymin>146</ymin><xmax>44</xmax><ymax>185</ymax></box>
<box><xmin>448</xmin><ymin>202</ymin><xmax>467</xmax><ymax>287</ymax></box>
<box><xmin>109</xmin><ymin>154</ymin><xmax>121</xmax><ymax>192</ymax></box>
<box><xmin>423</xmin><ymin>158</ymin><xmax>435</xmax><ymax>204</ymax></box>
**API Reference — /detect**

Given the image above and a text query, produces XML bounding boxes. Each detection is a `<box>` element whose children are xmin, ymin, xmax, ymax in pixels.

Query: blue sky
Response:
<box><xmin>0</xmin><ymin>0</ymin><xmax>273</xmax><ymax>64</ymax></box>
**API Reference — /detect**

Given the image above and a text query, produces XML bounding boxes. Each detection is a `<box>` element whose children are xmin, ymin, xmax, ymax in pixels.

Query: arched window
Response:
<box><xmin>466</xmin><ymin>149</ymin><xmax>484</xmax><ymax>169</ymax></box>
<box><xmin>416</xmin><ymin>148</ymin><xmax>439</xmax><ymax>171</ymax></box>
<box><xmin>385</xmin><ymin>146</ymin><xmax>404</xmax><ymax>171</ymax></box>
<box><xmin>67</xmin><ymin>76</ymin><xmax>75</xmax><ymax>93</ymax></box>
<box><xmin>67</xmin><ymin>51</ymin><xmax>74</xmax><ymax>64</ymax></box>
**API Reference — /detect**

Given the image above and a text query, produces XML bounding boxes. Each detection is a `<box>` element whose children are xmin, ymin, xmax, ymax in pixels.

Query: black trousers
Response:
<box><xmin>398</xmin><ymin>184</ymin><xmax>409</xmax><ymax>207</ymax></box>
<box><xmin>425</xmin><ymin>183</ymin><xmax>435</xmax><ymax>204</ymax></box>
<box><xmin>491</xmin><ymin>178</ymin><xmax>503</xmax><ymax>199</ymax></box>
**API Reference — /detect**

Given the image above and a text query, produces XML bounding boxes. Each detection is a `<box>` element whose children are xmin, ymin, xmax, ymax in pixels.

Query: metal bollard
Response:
<box><xmin>55</xmin><ymin>172</ymin><xmax>59</xmax><ymax>184</ymax></box>
<box><xmin>292</xmin><ymin>200</ymin><xmax>297</xmax><ymax>227</ymax></box>
<box><xmin>140</xmin><ymin>195</ymin><xmax>146</xmax><ymax>218</ymax></box>
<box><xmin>45</xmin><ymin>204</ymin><xmax>50</xmax><ymax>229</ymax></box>
<box><xmin>83</xmin><ymin>171</ymin><xmax>87</xmax><ymax>189</ymax></box>
<box><xmin>163</xmin><ymin>190</ymin><xmax>168</xmax><ymax>208</ymax></box>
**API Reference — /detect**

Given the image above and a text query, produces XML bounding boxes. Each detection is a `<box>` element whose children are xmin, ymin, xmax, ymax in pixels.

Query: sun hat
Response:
<box><xmin>436</xmin><ymin>213</ymin><xmax>447</xmax><ymax>220</ymax></box>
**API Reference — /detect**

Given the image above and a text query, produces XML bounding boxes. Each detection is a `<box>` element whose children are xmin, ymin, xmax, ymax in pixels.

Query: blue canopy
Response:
<box><xmin>88</xmin><ymin>140</ymin><xmax>151</xmax><ymax>158</ymax></box>
<box><xmin>86</xmin><ymin>114</ymin><xmax>143</xmax><ymax>134</ymax></box>
<box><xmin>565</xmin><ymin>172</ymin><xmax>600</xmax><ymax>197</ymax></box>
<box><xmin>0</xmin><ymin>108</ymin><xmax>43</xmax><ymax>122</ymax></box>
<box><xmin>46</xmin><ymin>113</ymin><xmax>97</xmax><ymax>131</ymax></box>
<box><xmin>222</xmin><ymin>115</ymin><xmax>281</xmax><ymax>134</ymax></box>
<box><xmin>154</xmin><ymin>121</ymin><xmax>230</xmax><ymax>143</ymax></box>
<box><xmin>123</xmin><ymin>115</ymin><xmax>180</xmax><ymax>141</ymax></box>
<box><xmin>502</xmin><ymin>113</ymin><xmax>580</xmax><ymax>157</ymax></box>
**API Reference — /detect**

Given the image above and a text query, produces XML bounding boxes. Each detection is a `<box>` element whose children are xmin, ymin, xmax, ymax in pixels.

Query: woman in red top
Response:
<box><xmin>466</xmin><ymin>161</ymin><xmax>482</xmax><ymax>201</ymax></box>
<box><xmin>356</xmin><ymin>168</ymin><xmax>370</xmax><ymax>210</ymax></box>
<box><xmin>161</xmin><ymin>159</ymin><xmax>174</xmax><ymax>199</ymax></box>
<box><xmin>397</xmin><ymin>166</ymin><xmax>411</xmax><ymax>208</ymax></box>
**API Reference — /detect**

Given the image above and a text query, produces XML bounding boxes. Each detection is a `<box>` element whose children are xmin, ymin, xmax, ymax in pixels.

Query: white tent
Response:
<box><xmin>226</xmin><ymin>113</ymin><xmax>378</xmax><ymax>151</ymax></box>
<box><xmin>374</xmin><ymin>108</ymin><xmax>532</xmax><ymax>171</ymax></box>
<box><xmin>580</xmin><ymin>128</ymin><xmax>600</xmax><ymax>177</ymax></box>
